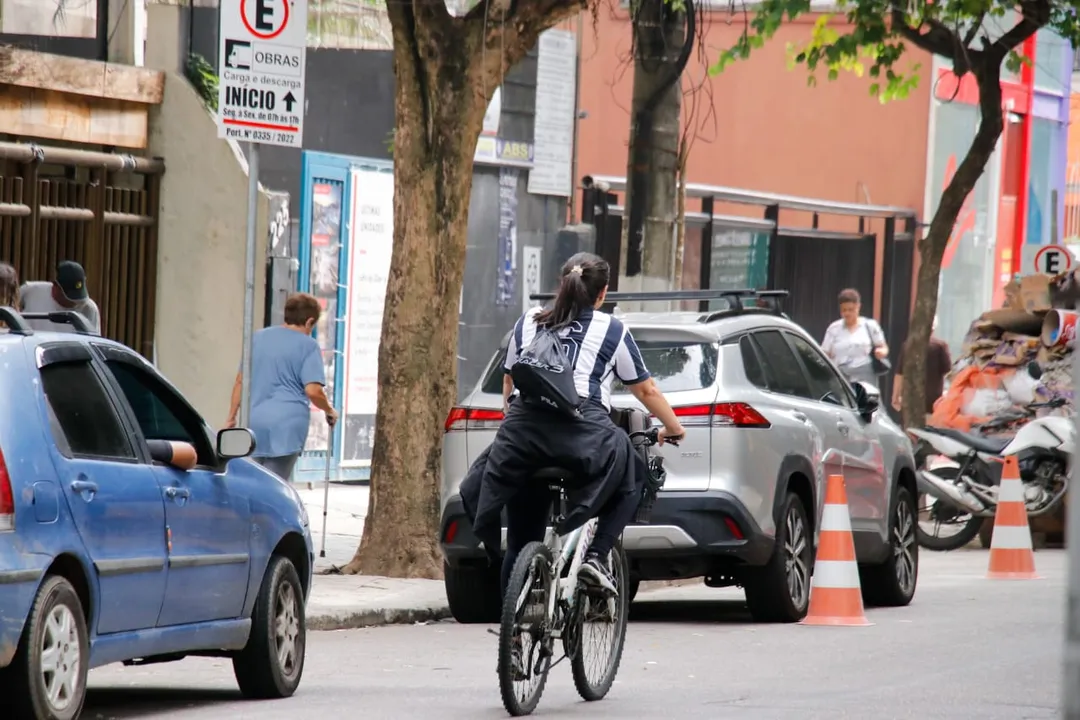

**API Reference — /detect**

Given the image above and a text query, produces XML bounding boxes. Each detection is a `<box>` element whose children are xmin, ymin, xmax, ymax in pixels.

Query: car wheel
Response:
<box><xmin>444</xmin><ymin>562</ymin><xmax>501</xmax><ymax>624</ymax></box>
<box><xmin>0</xmin><ymin>575</ymin><xmax>89</xmax><ymax>720</ymax></box>
<box><xmin>233</xmin><ymin>555</ymin><xmax>306</xmax><ymax>699</ymax></box>
<box><xmin>743</xmin><ymin>492</ymin><xmax>812</xmax><ymax>623</ymax></box>
<box><xmin>861</xmin><ymin>486</ymin><xmax>919</xmax><ymax>607</ymax></box>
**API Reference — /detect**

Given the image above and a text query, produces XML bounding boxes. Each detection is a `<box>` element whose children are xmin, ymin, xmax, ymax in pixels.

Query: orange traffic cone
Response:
<box><xmin>986</xmin><ymin>455</ymin><xmax>1040</xmax><ymax>580</ymax></box>
<box><xmin>801</xmin><ymin>473</ymin><xmax>871</xmax><ymax>627</ymax></box>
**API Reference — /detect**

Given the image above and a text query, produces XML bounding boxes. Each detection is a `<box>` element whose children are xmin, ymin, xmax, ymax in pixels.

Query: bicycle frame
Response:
<box><xmin>541</xmin><ymin>516</ymin><xmax>597</xmax><ymax>635</ymax></box>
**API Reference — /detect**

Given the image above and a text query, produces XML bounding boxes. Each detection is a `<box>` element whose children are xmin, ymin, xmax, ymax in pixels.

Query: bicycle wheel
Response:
<box><xmin>569</xmin><ymin>543</ymin><xmax>629</xmax><ymax>702</ymax></box>
<box><xmin>498</xmin><ymin>541</ymin><xmax>553</xmax><ymax>717</ymax></box>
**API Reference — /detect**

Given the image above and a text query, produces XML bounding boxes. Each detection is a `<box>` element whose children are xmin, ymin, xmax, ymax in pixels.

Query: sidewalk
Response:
<box><xmin>297</xmin><ymin>483</ymin><xmax>452</xmax><ymax>631</ymax></box>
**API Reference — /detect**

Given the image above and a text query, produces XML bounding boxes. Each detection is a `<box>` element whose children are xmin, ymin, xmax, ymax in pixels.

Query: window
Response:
<box><xmin>105</xmin><ymin>360</ymin><xmax>215</xmax><ymax>465</ymax></box>
<box><xmin>749</xmin><ymin>331</ymin><xmax>814</xmax><ymax>400</ymax></box>
<box><xmin>786</xmin><ymin>334</ymin><xmax>855</xmax><ymax>408</ymax></box>
<box><xmin>40</xmin><ymin>362</ymin><xmax>135</xmax><ymax>460</ymax></box>
<box><xmin>739</xmin><ymin>336</ymin><xmax>769</xmax><ymax>389</ymax></box>
<box><xmin>2</xmin><ymin>0</ymin><xmax>98</xmax><ymax>38</ymax></box>
<box><xmin>612</xmin><ymin>340</ymin><xmax>719</xmax><ymax>393</ymax></box>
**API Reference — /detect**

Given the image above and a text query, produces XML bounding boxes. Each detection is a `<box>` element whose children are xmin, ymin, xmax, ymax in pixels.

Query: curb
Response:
<box><xmin>308</xmin><ymin>605</ymin><xmax>453</xmax><ymax>631</ymax></box>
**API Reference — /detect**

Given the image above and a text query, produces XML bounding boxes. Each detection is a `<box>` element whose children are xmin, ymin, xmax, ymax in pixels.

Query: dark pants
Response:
<box><xmin>500</xmin><ymin>473</ymin><xmax>644</xmax><ymax>596</ymax></box>
<box><xmin>460</xmin><ymin>400</ymin><xmax>648</xmax><ymax>597</ymax></box>
<box><xmin>255</xmin><ymin>453</ymin><xmax>299</xmax><ymax>481</ymax></box>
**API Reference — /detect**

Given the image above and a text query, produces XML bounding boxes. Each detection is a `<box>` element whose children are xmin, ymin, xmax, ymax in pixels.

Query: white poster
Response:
<box><xmin>528</xmin><ymin>29</ymin><xmax>577</xmax><ymax>197</ymax></box>
<box><xmin>523</xmin><ymin>246</ymin><xmax>543</xmax><ymax>314</ymax></box>
<box><xmin>341</xmin><ymin>168</ymin><xmax>394</xmax><ymax>465</ymax></box>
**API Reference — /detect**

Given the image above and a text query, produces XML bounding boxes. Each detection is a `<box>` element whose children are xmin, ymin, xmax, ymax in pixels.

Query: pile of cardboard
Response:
<box><xmin>928</xmin><ymin>272</ymin><xmax>1074</xmax><ymax>434</ymax></box>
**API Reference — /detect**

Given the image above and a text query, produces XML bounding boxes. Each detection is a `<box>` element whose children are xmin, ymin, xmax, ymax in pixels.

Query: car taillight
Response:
<box><xmin>444</xmin><ymin>407</ymin><xmax>505</xmax><ymax>432</ymax></box>
<box><xmin>0</xmin><ymin>448</ymin><xmax>13</xmax><ymax>531</ymax></box>
<box><xmin>672</xmin><ymin>402</ymin><xmax>770</xmax><ymax>428</ymax></box>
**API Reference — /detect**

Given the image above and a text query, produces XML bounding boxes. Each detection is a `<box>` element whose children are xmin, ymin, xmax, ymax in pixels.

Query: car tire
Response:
<box><xmin>445</xmin><ymin>561</ymin><xmax>501</xmax><ymax>624</ymax></box>
<box><xmin>0</xmin><ymin>575</ymin><xmax>89</xmax><ymax>720</ymax></box>
<box><xmin>743</xmin><ymin>492</ymin><xmax>813</xmax><ymax>623</ymax></box>
<box><xmin>861</xmin><ymin>486</ymin><xmax>919</xmax><ymax>607</ymax></box>
<box><xmin>233</xmin><ymin>555</ymin><xmax>306</xmax><ymax>699</ymax></box>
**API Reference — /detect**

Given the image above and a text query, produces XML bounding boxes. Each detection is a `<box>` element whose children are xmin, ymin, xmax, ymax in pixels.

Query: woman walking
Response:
<box><xmin>821</xmin><ymin>288</ymin><xmax>889</xmax><ymax>386</ymax></box>
<box><xmin>225</xmin><ymin>292</ymin><xmax>337</xmax><ymax>481</ymax></box>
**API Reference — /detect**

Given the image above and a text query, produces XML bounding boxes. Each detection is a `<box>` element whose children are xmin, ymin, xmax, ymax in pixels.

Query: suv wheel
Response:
<box><xmin>860</xmin><ymin>486</ymin><xmax>919</xmax><ymax>607</ymax></box>
<box><xmin>444</xmin><ymin>562</ymin><xmax>501</xmax><ymax>623</ymax></box>
<box><xmin>233</xmin><ymin>555</ymin><xmax>306</xmax><ymax>699</ymax></box>
<box><xmin>743</xmin><ymin>492</ymin><xmax>813</xmax><ymax>623</ymax></box>
<box><xmin>0</xmin><ymin>575</ymin><xmax>89</xmax><ymax>720</ymax></box>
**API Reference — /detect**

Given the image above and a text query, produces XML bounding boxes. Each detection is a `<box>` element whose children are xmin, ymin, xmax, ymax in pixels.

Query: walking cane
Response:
<box><xmin>319</xmin><ymin>417</ymin><xmax>332</xmax><ymax>559</ymax></box>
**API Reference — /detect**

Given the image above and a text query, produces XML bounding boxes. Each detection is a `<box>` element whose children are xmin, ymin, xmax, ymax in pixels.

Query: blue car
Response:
<box><xmin>0</xmin><ymin>309</ymin><xmax>313</xmax><ymax>720</ymax></box>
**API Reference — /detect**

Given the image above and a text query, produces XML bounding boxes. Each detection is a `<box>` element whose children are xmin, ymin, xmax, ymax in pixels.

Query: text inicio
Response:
<box><xmin>226</xmin><ymin>86</ymin><xmax>277</xmax><ymax>110</ymax></box>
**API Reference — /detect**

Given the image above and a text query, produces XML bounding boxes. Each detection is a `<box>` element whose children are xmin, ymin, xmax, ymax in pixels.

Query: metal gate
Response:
<box><xmin>0</xmin><ymin>142</ymin><xmax>163</xmax><ymax>358</ymax></box>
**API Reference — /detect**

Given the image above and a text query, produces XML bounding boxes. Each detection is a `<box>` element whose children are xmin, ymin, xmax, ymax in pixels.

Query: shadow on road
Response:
<box><xmin>629</xmin><ymin>598</ymin><xmax>752</xmax><ymax>624</ymax></box>
<box><xmin>85</xmin><ymin>686</ymin><xmax>242</xmax><ymax>718</ymax></box>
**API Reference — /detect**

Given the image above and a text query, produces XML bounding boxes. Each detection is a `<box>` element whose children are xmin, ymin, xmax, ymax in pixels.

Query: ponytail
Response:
<box><xmin>534</xmin><ymin>252</ymin><xmax>610</xmax><ymax>330</ymax></box>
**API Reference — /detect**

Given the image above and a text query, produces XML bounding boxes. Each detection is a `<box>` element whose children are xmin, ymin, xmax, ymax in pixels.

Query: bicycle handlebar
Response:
<box><xmin>631</xmin><ymin>427</ymin><xmax>681</xmax><ymax>447</ymax></box>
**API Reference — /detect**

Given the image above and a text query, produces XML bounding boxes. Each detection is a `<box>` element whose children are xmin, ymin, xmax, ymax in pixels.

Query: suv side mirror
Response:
<box><xmin>853</xmin><ymin>381</ymin><xmax>880</xmax><ymax>419</ymax></box>
<box><xmin>217</xmin><ymin>428</ymin><xmax>256</xmax><ymax>459</ymax></box>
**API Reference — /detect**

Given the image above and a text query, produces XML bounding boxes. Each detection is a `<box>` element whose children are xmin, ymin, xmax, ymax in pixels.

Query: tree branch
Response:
<box><xmin>990</xmin><ymin>0</ymin><xmax>1050</xmax><ymax>60</ymax></box>
<box><xmin>889</xmin><ymin>7</ymin><xmax>959</xmax><ymax>61</ymax></box>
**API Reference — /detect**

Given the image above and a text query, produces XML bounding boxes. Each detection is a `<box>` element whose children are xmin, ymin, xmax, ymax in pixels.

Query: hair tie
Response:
<box><xmin>569</xmin><ymin>265</ymin><xmax>583</xmax><ymax>276</ymax></box>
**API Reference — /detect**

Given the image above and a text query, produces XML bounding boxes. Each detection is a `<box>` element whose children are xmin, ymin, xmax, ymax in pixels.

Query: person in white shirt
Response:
<box><xmin>821</xmin><ymin>287</ymin><xmax>889</xmax><ymax>386</ymax></box>
<box><xmin>20</xmin><ymin>261</ymin><xmax>101</xmax><ymax>335</ymax></box>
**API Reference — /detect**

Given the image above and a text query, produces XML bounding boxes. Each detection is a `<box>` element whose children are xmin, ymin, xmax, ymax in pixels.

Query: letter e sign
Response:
<box><xmin>1034</xmin><ymin>245</ymin><xmax>1074</xmax><ymax>276</ymax></box>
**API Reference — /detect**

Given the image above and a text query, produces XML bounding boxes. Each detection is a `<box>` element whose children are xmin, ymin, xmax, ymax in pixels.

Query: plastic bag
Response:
<box><xmin>510</xmin><ymin>328</ymin><xmax>582</xmax><ymax>417</ymax></box>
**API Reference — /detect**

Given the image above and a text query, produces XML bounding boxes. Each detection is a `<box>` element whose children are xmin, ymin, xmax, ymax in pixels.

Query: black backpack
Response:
<box><xmin>510</xmin><ymin>327</ymin><xmax>582</xmax><ymax>418</ymax></box>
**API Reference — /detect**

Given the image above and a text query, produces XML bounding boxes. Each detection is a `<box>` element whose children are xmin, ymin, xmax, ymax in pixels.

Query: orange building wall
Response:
<box><xmin>575</xmin><ymin>8</ymin><xmax>933</xmax><ymax>226</ymax></box>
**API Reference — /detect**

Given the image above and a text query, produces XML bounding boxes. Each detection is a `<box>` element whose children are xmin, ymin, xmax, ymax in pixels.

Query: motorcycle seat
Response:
<box><xmin>928</xmin><ymin>426</ymin><xmax>1009</xmax><ymax>455</ymax></box>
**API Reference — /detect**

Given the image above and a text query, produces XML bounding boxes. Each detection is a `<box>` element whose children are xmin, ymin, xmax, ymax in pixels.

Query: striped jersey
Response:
<box><xmin>504</xmin><ymin>306</ymin><xmax>651</xmax><ymax>410</ymax></box>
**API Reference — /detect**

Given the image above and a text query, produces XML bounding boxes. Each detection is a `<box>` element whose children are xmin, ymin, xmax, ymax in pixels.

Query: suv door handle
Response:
<box><xmin>836</xmin><ymin>422</ymin><xmax>851</xmax><ymax>436</ymax></box>
<box><xmin>164</xmin><ymin>487</ymin><xmax>191</xmax><ymax>504</ymax></box>
<box><xmin>70</xmin><ymin>479</ymin><xmax>98</xmax><ymax>501</ymax></box>
<box><xmin>792</xmin><ymin>412</ymin><xmax>809</xmax><ymax>423</ymax></box>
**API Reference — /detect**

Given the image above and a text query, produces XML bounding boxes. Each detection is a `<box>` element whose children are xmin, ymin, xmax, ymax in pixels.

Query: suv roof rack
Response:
<box><xmin>0</xmin><ymin>307</ymin><xmax>96</xmax><ymax>335</ymax></box>
<box><xmin>527</xmin><ymin>288</ymin><xmax>790</xmax><ymax>320</ymax></box>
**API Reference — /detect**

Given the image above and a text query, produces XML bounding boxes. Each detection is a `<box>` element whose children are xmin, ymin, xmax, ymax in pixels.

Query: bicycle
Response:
<box><xmin>496</xmin><ymin>422</ymin><xmax>673</xmax><ymax>716</ymax></box>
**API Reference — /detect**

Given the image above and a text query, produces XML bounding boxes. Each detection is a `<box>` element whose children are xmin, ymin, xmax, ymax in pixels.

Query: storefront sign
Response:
<box><xmin>341</xmin><ymin>168</ymin><xmax>395</xmax><ymax>466</ymax></box>
<box><xmin>475</xmin><ymin>137</ymin><xmax>534</xmax><ymax>168</ymax></box>
<box><xmin>497</xmin><ymin>168</ymin><xmax>519</xmax><ymax>306</ymax></box>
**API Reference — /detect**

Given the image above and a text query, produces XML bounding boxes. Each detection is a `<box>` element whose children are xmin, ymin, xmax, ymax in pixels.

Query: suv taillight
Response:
<box><xmin>0</xmin><ymin>448</ymin><xmax>13</xmax><ymax>531</ymax></box>
<box><xmin>444</xmin><ymin>407</ymin><xmax>505</xmax><ymax>433</ymax></box>
<box><xmin>673</xmin><ymin>402</ymin><xmax>770</xmax><ymax>428</ymax></box>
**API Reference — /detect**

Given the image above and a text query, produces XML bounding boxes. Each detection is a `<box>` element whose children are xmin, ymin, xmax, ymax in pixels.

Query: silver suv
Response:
<box><xmin>440</xmin><ymin>292</ymin><xmax>919</xmax><ymax>623</ymax></box>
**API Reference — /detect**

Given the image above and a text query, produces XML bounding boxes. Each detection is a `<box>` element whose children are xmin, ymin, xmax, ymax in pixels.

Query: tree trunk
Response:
<box><xmin>342</xmin><ymin>0</ymin><xmax>588</xmax><ymax>578</ymax></box>
<box><xmin>620</xmin><ymin>0</ymin><xmax>684</xmax><ymax>300</ymax></box>
<box><xmin>900</xmin><ymin>59</ymin><xmax>1004</xmax><ymax>429</ymax></box>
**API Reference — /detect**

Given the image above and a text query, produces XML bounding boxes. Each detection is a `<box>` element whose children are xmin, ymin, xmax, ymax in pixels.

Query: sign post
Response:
<box><xmin>1032</xmin><ymin>244</ymin><xmax>1074</xmax><ymax>276</ymax></box>
<box><xmin>217</xmin><ymin>0</ymin><xmax>308</xmax><ymax>425</ymax></box>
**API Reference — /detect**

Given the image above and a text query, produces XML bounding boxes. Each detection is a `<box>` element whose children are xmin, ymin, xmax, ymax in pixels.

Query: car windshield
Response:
<box><xmin>478</xmin><ymin>337</ymin><xmax>719</xmax><ymax>395</ymax></box>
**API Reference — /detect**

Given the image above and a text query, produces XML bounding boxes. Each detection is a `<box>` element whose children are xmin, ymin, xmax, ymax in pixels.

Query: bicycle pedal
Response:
<box><xmin>486</xmin><ymin>628</ymin><xmax>500</xmax><ymax>637</ymax></box>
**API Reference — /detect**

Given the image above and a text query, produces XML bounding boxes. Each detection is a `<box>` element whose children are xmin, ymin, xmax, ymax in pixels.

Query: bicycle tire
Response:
<box><xmin>569</xmin><ymin>543</ymin><xmax>629</xmax><ymax>702</ymax></box>
<box><xmin>498</xmin><ymin>541</ymin><xmax>553</xmax><ymax>717</ymax></box>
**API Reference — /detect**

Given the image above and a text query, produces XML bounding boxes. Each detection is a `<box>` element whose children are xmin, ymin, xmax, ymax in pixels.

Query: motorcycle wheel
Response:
<box><xmin>915</xmin><ymin>467</ymin><xmax>984</xmax><ymax>552</ymax></box>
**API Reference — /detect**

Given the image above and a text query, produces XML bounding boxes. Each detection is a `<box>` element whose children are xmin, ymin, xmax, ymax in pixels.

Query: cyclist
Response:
<box><xmin>459</xmin><ymin>252</ymin><xmax>685</xmax><ymax>598</ymax></box>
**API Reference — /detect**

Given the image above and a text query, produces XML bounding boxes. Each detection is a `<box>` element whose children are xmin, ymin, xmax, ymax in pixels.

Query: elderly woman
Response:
<box><xmin>821</xmin><ymin>288</ymin><xmax>889</xmax><ymax>386</ymax></box>
<box><xmin>0</xmin><ymin>263</ymin><xmax>20</xmax><ymax>328</ymax></box>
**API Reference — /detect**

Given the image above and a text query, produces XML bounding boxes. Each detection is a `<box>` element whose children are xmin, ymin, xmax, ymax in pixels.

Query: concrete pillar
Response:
<box><xmin>144</xmin><ymin>2</ymin><xmax>186</xmax><ymax>75</ymax></box>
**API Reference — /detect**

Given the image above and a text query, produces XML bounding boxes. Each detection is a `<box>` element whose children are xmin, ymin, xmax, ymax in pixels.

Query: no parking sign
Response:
<box><xmin>1033</xmin><ymin>245</ymin><xmax>1074</xmax><ymax>276</ymax></box>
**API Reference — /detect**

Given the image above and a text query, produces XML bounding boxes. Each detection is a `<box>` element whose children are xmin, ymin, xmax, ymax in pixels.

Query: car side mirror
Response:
<box><xmin>853</xmin><ymin>381</ymin><xmax>880</xmax><ymax>418</ymax></box>
<box><xmin>217</xmin><ymin>428</ymin><xmax>256</xmax><ymax>459</ymax></box>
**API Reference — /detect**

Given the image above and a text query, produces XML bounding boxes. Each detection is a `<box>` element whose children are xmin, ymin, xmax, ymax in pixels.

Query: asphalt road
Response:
<box><xmin>84</xmin><ymin>550</ymin><xmax>1066</xmax><ymax>720</ymax></box>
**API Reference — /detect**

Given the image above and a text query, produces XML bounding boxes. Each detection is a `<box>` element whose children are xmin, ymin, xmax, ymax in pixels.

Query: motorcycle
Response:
<box><xmin>907</xmin><ymin>362</ymin><xmax>1073</xmax><ymax>551</ymax></box>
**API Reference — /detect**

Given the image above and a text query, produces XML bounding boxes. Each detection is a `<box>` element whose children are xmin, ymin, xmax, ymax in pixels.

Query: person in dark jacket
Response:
<box><xmin>459</xmin><ymin>253</ymin><xmax>685</xmax><ymax>599</ymax></box>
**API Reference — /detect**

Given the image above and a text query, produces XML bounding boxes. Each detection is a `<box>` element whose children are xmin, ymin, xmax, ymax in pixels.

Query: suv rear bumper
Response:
<box><xmin>439</xmin><ymin>490</ymin><xmax>774</xmax><ymax>568</ymax></box>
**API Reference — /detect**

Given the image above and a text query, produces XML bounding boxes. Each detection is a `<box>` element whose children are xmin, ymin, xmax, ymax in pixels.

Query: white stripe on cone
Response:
<box><xmin>989</xmin><ymin>523</ymin><xmax>1034</xmax><ymax>550</ymax></box>
<box><xmin>810</xmin><ymin>559</ymin><xmax>861</xmax><ymax>589</ymax></box>
<box><xmin>820</xmin><ymin>504</ymin><xmax>852</xmax><ymax>532</ymax></box>
<box><xmin>997</xmin><ymin>477</ymin><xmax>1025</xmax><ymax>503</ymax></box>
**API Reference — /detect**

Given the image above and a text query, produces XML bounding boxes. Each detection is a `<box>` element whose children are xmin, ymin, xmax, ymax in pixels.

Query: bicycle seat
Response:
<box><xmin>928</xmin><ymin>426</ymin><xmax>1009</xmax><ymax>455</ymax></box>
<box><xmin>532</xmin><ymin>467</ymin><xmax>578</xmax><ymax>492</ymax></box>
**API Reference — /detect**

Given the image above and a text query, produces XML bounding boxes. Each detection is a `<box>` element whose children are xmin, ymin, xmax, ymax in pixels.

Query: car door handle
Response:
<box><xmin>792</xmin><ymin>412</ymin><xmax>809</xmax><ymax>423</ymax></box>
<box><xmin>164</xmin><ymin>487</ymin><xmax>191</xmax><ymax>504</ymax></box>
<box><xmin>70</xmin><ymin>479</ymin><xmax>98</xmax><ymax>501</ymax></box>
<box><xmin>836</xmin><ymin>422</ymin><xmax>851</xmax><ymax>436</ymax></box>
